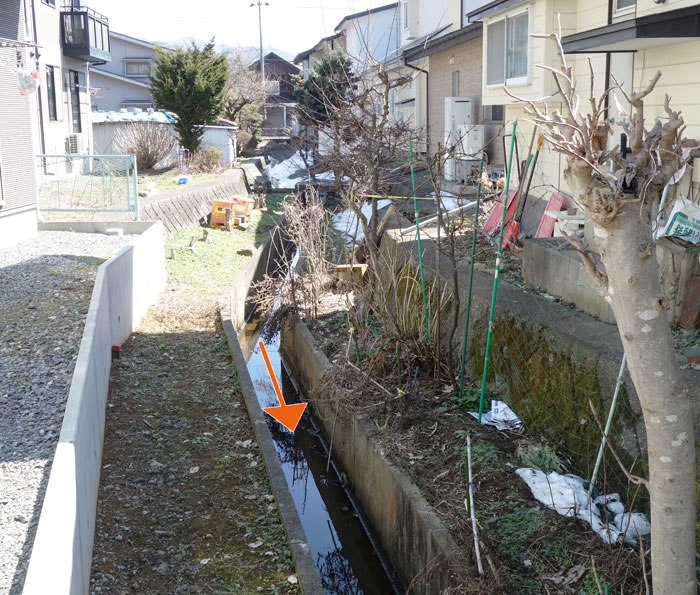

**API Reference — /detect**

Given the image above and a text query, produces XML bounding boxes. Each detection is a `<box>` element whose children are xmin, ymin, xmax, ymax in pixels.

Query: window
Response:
<box><xmin>451</xmin><ymin>71</ymin><xmax>460</xmax><ymax>96</ymax></box>
<box><xmin>486</xmin><ymin>10</ymin><xmax>529</xmax><ymax>86</ymax></box>
<box><xmin>122</xmin><ymin>101</ymin><xmax>154</xmax><ymax>110</ymax></box>
<box><xmin>483</xmin><ymin>105</ymin><xmax>505</xmax><ymax>121</ymax></box>
<box><xmin>41</xmin><ymin>0</ymin><xmax>55</xmax><ymax>6</ymax></box>
<box><xmin>403</xmin><ymin>1</ymin><xmax>409</xmax><ymax>30</ymax></box>
<box><xmin>268</xmin><ymin>79</ymin><xmax>281</xmax><ymax>95</ymax></box>
<box><xmin>69</xmin><ymin>70</ymin><xmax>82</xmax><ymax>133</ymax></box>
<box><xmin>124</xmin><ymin>60</ymin><xmax>152</xmax><ymax>77</ymax></box>
<box><xmin>615</xmin><ymin>0</ymin><xmax>635</xmax><ymax>11</ymax></box>
<box><xmin>46</xmin><ymin>66</ymin><xmax>57</xmax><ymax>121</ymax></box>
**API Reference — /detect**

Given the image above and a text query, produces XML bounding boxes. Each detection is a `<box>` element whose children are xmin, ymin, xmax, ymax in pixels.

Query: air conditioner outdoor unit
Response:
<box><xmin>66</xmin><ymin>133</ymin><xmax>87</xmax><ymax>154</ymax></box>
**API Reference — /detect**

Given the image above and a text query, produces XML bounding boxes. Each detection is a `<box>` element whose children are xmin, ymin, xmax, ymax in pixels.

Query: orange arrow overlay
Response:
<box><xmin>258</xmin><ymin>341</ymin><xmax>307</xmax><ymax>432</ymax></box>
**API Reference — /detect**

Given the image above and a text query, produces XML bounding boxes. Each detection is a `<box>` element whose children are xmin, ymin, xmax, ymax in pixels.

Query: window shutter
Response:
<box><xmin>486</xmin><ymin>20</ymin><xmax>505</xmax><ymax>85</ymax></box>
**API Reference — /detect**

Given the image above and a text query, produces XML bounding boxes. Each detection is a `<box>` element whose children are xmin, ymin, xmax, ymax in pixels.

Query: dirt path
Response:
<box><xmin>90</xmin><ymin>285</ymin><xmax>300</xmax><ymax>594</ymax></box>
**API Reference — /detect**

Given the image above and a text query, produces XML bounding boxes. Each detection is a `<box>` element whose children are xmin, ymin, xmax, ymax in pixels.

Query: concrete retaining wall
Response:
<box><xmin>140</xmin><ymin>169</ymin><xmax>249</xmax><ymax>235</ymax></box>
<box><xmin>219</xmin><ymin>227</ymin><xmax>323</xmax><ymax>594</ymax></box>
<box><xmin>279</xmin><ymin>319</ymin><xmax>460</xmax><ymax>594</ymax></box>
<box><xmin>23</xmin><ymin>222</ymin><xmax>166</xmax><ymax>595</ymax></box>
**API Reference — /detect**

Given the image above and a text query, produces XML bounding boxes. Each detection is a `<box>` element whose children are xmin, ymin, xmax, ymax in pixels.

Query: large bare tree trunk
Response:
<box><xmin>507</xmin><ymin>30</ymin><xmax>697</xmax><ymax>592</ymax></box>
<box><xmin>596</xmin><ymin>205</ymin><xmax>696</xmax><ymax>593</ymax></box>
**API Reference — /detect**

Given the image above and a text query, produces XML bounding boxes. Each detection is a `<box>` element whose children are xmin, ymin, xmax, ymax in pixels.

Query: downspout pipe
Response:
<box><xmin>400</xmin><ymin>54</ymin><xmax>429</xmax><ymax>150</ymax></box>
<box><xmin>30</xmin><ymin>0</ymin><xmax>46</xmax><ymax>157</ymax></box>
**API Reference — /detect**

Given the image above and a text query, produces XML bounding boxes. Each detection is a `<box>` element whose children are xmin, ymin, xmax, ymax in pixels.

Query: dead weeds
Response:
<box><xmin>305</xmin><ymin>305</ymin><xmax>650</xmax><ymax>594</ymax></box>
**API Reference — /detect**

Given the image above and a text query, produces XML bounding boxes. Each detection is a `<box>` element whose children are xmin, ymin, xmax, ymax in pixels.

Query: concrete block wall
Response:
<box><xmin>140</xmin><ymin>169</ymin><xmax>249</xmax><ymax>235</ymax></box>
<box><xmin>23</xmin><ymin>222</ymin><xmax>166</xmax><ymax>595</ymax></box>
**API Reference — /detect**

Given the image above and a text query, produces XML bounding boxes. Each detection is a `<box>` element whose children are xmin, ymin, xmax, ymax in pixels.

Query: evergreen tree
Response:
<box><xmin>293</xmin><ymin>50</ymin><xmax>353</xmax><ymax>126</ymax></box>
<box><xmin>150</xmin><ymin>40</ymin><xmax>227</xmax><ymax>153</ymax></box>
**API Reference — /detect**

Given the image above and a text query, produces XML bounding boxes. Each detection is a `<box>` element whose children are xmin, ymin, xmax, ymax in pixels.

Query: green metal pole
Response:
<box><xmin>409</xmin><ymin>141</ymin><xmax>430</xmax><ymax>342</ymax></box>
<box><xmin>478</xmin><ymin>119</ymin><xmax>518</xmax><ymax>423</ymax></box>
<box><xmin>458</xmin><ymin>162</ymin><xmax>484</xmax><ymax>397</ymax></box>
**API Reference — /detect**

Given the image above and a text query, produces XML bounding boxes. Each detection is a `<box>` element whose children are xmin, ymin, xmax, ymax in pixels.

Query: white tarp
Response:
<box><xmin>516</xmin><ymin>468</ymin><xmax>651</xmax><ymax>545</ymax></box>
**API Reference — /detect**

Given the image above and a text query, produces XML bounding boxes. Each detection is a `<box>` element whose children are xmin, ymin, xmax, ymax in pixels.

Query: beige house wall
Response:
<box><xmin>428</xmin><ymin>37</ymin><xmax>482</xmax><ymax>151</ymax></box>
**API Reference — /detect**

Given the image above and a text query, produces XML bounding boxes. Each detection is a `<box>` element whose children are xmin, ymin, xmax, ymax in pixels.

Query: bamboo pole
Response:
<box><xmin>477</xmin><ymin>119</ymin><xmax>518</xmax><ymax>423</ymax></box>
<box><xmin>459</xmin><ymin>161</ymin><xmax>484</xmax><ymax>397</ymax></box>
<box><xmin>409</xmin><ymin>141</ymin><xmax>430</xmax><ymax>342</ymax></box>
<box><xmin>587</xmin><ymin>353</ymin><xmax>628</xmax><ymax>503</ymax></box>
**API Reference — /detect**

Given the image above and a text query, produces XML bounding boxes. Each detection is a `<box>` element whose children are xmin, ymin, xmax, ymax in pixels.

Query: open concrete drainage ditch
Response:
<box><xmin>221</xmin><ymin>221</ymin><xmax>464</xmax><ymax>593</ymax></box>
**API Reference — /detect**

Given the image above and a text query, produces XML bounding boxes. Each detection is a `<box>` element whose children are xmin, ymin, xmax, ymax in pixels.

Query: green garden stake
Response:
<box><xmin>459</xmin><ymin>160</ymin><xmax>484</xmax><ymax>397</ymax></box>
<box><xmin>478</xmin><ymin>119</ymin><xmax>518</xmax><ymax>423</ymax></box>
<box><xmin>409</xmin><ymin>141</ymin><xmax>430</xmax><ymax>342</ymax></box>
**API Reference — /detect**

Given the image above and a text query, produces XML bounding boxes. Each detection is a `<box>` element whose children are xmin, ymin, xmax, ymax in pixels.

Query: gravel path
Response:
<box><xmin>0</xmin><ymin>231</ymin><xmax>132</xmax><ymax>595</ymax></box>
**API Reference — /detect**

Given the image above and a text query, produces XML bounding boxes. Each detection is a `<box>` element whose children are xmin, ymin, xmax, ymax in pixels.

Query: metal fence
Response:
<box><xmin>35</xmin><ymin>154</ymin><xmax>139</xmax><ymax>219</ymax></box>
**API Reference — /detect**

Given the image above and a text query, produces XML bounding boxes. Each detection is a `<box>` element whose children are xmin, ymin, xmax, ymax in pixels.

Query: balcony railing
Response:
<box><xmin>60</xmin><ymin>4</ymin><xmax>111</xmax><ymax>63</ymax></box>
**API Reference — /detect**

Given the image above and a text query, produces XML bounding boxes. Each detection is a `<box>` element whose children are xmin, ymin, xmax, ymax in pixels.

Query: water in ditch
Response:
<box><xmin>241</xmin><ymin>323</ymin><xmax>403</xmax><ymax>595</ymax></box>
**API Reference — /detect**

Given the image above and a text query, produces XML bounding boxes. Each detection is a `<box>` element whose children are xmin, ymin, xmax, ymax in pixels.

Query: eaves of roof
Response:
<box><xmin>402</xmin><ymin>23</ymin><xmax>482</xmax><ymax>61</ymax></box>
<box><xmin>90</xmin><ymin>68</ymin><xmax>151</xmax><ymax>89</ymax></box>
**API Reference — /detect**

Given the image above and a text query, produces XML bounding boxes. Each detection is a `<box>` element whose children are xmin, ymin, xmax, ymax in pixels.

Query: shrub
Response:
<box><xmin>190</xmin><ymin>146</ymin><xmax>224</xmax><ymax>172</ymax></box>
<box><xmin>114</xmin><ymin>122</ymin><xmax>175</xmax><ymax>170</ymax></box>
<box><xmin>239</xmin><ymin>103</ymin><xmax>263</xmax><ymax>144</ymax></box>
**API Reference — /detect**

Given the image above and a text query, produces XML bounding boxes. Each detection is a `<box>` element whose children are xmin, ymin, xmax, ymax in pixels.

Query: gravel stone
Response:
<box><xmin>0</xmin><ymin>231</ymin><xmax>132</xmax><ymax>595</ymax></box>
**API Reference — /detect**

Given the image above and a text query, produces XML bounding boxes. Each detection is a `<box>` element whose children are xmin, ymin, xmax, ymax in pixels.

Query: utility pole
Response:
<box><xmin>251</xmin><ymin>1</ymin><xmax>269</xmax><ymax>84</ymax></box>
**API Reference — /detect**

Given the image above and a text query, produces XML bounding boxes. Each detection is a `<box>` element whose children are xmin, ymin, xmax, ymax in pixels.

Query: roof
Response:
<box><xmin>402</xmin><ymin>23</ymin><xmax>482</xmax><ymax>61</ymax></box>
<box><xmin>110</xmin><ymin>31</ymin><xmax>175</xmax><ymax>52</ymax></box>
<box><xmin>334</xmin><ymin>2</ymin><xmax>399</xmax><ymax>33</ymax></box>
<box><xmin>92</xmin><ymin>109</ymin><xmax>176</xmax><ymax>124</ymax></box>
<box><xmin>398</xmin><ymin>24</ymin><xmax>450</xmax><ymax>58</ymax></box>
<box><xmin>466</xmin><ymin>0</ymin><xmax>523</xmax><ymax>22</ymax></box>
<box><xmin>250</xmin><ymin>51</ymin><xmax>300</xmax><ymax>74</ymax></box>
<box><xmin>293</xmin><ymin>32</ymin><xmax>343</xmax><ymax>64</ymax></box>
<box><xmin>92</xmin><ymin>109</ymin><xmax>237</xmax><ymax>130</ymax></box>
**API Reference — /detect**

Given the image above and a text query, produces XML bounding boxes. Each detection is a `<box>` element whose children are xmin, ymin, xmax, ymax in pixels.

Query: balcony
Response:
<box><xmin>60</xmin><ymin>4</ymin><xmax>111</xmax><ymax>63</ymax></box>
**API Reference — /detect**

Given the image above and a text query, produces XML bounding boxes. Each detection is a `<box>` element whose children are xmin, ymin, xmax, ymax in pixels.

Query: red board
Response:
<box><xmin>535</xmin><ymin>192</ymin><xmax>566</xmax><ymax>238</ymax></box>
<box><xmin>483</xmin><ymin>189</ymin><xmax>517</xmax><ymax>238</ymax></box>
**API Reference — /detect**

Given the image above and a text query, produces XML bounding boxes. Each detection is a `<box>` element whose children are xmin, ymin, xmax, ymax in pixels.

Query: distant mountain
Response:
<box><xmin>160</xmin><ymin>37</ymin><xmax>294</xmax><ymax>63</ymax></box>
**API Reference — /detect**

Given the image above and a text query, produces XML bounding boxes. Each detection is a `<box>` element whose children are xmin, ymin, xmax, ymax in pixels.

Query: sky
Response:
<box><xmin>88</xmin><ymin>0</ymin><xmax>381</xmax><ymax>57</ymax></box>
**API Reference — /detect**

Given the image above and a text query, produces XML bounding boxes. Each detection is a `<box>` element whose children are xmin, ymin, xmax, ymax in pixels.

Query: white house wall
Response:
<box><xmin>344</xmin><ymin>8</ymin><xmax>400</xmax><ymax>72</ymax></box>
<box><xmin>91</xmin><ymin>33</ymin><xmax>159</xmax><ymax>112</ymax></box>
<box><xmin>90</xmin><ymin>71</ymin><xmax>153</xmax><ymax>113</ymax></box>
<box><xmin>0</xmin><ymin>0</ymin><xmax>38</xmax><ymax>246</ymax></box>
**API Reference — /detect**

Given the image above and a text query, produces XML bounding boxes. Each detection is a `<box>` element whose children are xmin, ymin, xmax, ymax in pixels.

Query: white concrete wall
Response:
<box><xmin>0</xmin><ymin>207</ymin><xmax>38</xmax><ymax>249</ymax></box>
<box><xmin>23</xmin><ymin>221</ymin><xmax>166</xmax><ymax>595</ymax></box>
<box><xmin>92</xmin><ymin>122</ymin><xmax>236</xmax><ymax>168</ymax></box>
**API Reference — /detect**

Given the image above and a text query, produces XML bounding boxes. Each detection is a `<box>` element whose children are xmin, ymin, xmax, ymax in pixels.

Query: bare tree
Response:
<box><xmin>114</xmin><ymin>122</ymin><xmax>175</xmax><ymax>170</ymax></box>
<box><xmin>223</xmin><ymin>50</ymin><xmax>269</xmax><ymax>122</ymax></box>
<box><xmin>507</xmin><ymin>30</ymin><xmax>695</xmax><ymax>594</ymax></box>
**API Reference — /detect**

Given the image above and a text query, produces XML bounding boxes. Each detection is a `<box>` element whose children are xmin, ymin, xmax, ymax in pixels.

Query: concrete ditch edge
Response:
<box><xmin>22</xmin><ymin>222</ymin><xmax>167</xmax><ymax>595</ymax></box>
<box><xmin>280</xmin><ymin>317</ymin><xmax>461</xmax><ymax>594</ymax></box>
<box><xmin>218</xmin><ymin>227</ymin><xmax>323</xmax><ymax>595</ymax></box>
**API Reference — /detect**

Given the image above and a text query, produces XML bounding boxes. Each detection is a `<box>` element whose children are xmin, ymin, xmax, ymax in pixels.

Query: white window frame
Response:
<box><xmin>485</xmin><ymin>7</ymin><xmax>531</xmax><ymax>88</ymax></box>
<box><xmin>403</xmin><ymin>1</ymin><xmax>409</xmax><ymax>30</ymax></box>
<box><xmin>124</xmin><ymin>59</ymin><xmax>152</xmax><ymax>77</ymax></box>
<box><xmin>269</xmin><ymin>79</ymin><xmax>281</xmax><ymax>95</ymax></box>
<box><xmin>614</xmin><ymin>0</ymin><xmax>635</xmax><ymax>16</ymax></box>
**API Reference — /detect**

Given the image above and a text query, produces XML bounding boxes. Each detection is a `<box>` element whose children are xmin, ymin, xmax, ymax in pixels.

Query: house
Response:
<box><xmin>293</xmin><ymin>32</ymin><xmax>346</xmax><ymax>78</ymax></box>
<box><xmin>91</xmin><ymin>31</ymin><xmax>168</xmax><ymax>112</ymax></box>
<box><xmin>0</xmin><ymin>0</ymin><xmax>110</xmax><ymax>246</ymax></box>
<box><xmin>398</xmin><ymin>0</ymin><xmax>506</xmax><ymax>168</ymax></box>
<box><xmin>466</xmin><ymin>0</ymin><xmax>700</xmax><ymax>199</ymax></box>
<box><xmin>0</xmin><ymin>0</ymin><xmax>39</xmax><ymax>248</ymax></box>
<box><xmin>250</xmin><ymin>51</ymin><xmax>300</xmax><ymax>138</ymax></box>
<box><xmin>31</xmin><ymin>0</ymin><xmax>110</xmax><ymax>160</ymax></box>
